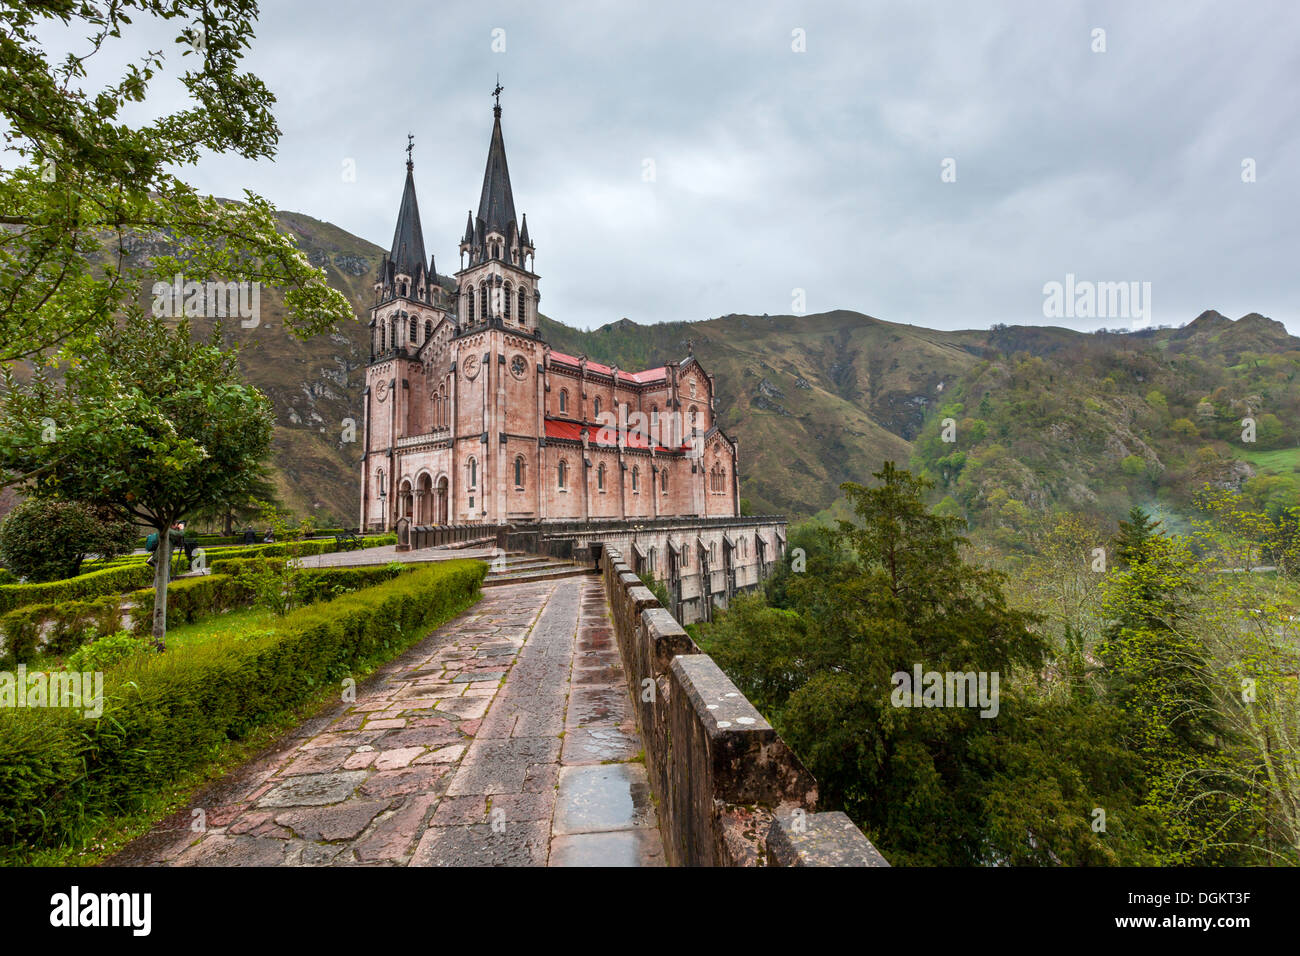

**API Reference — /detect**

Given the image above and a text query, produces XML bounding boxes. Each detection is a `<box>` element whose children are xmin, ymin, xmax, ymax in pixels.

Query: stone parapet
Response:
<box><xmin>601</xmin><ymin>547</ymin><xmax>889</xmax><ymax>867</ymax></box>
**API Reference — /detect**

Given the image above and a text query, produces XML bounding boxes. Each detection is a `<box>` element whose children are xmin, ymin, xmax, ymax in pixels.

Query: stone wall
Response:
<box><xmin>512</xmin><ymin>516</ymin><xmax>788</xmax><ymax>624</ymax></box>
<box><xmin>600</xmin><ymin>548</ymin><xmax>889</xmax><ymax>867</ymax></box>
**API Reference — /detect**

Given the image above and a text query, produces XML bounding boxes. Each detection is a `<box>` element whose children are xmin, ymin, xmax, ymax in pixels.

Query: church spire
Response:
<box><xmin>476</xmin><ymin>86</ymin><xmax>518</xmax><ymax>241</ymax></box>
<box><xmin>388</xmin><ymin>139</ymin><xmax>427</xmax><ymax>282</ymax></box>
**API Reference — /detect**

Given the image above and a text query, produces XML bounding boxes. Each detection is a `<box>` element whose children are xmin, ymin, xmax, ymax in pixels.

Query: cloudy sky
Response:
<box><xmin>36</xmin><ymin>0</ymin><xmax>1300</xmax><ymax>333</ymax></box>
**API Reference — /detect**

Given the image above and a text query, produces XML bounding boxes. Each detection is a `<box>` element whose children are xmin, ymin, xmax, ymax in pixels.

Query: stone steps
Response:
<box><xmin>482</xmin><ymin>557</ymin><xmax>595</xmax><ymax>587</ymax></box>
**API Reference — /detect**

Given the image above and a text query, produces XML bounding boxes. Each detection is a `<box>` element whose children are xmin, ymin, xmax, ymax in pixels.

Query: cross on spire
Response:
<box><xmin>405</xmin><ymin>133</ymin><xmax>414</xmax><ymax>170</ymax></box>
<box><xmin>493</xmin><ymin>76</ymin><xmax>503</xmax><ymax>117</ymax></box>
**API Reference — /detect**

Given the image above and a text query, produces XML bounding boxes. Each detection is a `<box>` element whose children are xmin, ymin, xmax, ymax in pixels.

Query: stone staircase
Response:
<box><xmin>481</xmin><ymin>552</ymin><xmax>595</xmax><ymax>587</ymax></box>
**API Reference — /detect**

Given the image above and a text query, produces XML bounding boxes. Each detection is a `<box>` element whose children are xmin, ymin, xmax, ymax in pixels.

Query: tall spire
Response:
<box><xmin>389</xmin><ymin>140</ymin><xmax>427</xmax><ymax>281</ymax></box>
<box><xmin>476</xmin><ymin>85</ymin><xmax>517</xmax><ymax>239</ymax></box>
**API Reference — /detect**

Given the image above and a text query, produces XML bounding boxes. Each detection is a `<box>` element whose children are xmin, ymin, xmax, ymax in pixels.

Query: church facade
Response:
<box><xmin>359</xmin><ymin>100</ymin><xmax>741</xmax><ymax>532</ymax></box>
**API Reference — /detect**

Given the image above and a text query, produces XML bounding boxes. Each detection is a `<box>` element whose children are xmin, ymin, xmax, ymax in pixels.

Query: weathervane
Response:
<box><xmin>405</xmin><ymin>132</ymin><xmax>414</xmax><ymax>170</ymax></box>
<box><xmin>493</xmin><ymin>75</ymin><xmax>503</xmax><ymax>117</ymax></box>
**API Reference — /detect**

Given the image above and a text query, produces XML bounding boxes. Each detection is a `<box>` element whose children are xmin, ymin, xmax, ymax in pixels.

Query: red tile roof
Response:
<box><xmin>547</xmin><ymin>351</ymin><xmax>668</xmax><ymax>385</ymax></box>
<box><xmin>543</xmin><ymin>417</ymin><xmax>691</xmax><ymax>452</ymax></box>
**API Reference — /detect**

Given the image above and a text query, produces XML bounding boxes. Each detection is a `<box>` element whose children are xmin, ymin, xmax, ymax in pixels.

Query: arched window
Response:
<box><xmin>514</xmin><ymin>456</ymin><xmax>525</xmax><ymax>488</ymax></box>
<box><xmin>631</xmin><ymin>466</ymin><xmax>639</xmax><ymax>492</ymax></box>
<box><xmin>661</xmin><ymin>469</ymin><xmax>668</xmax><ymax>495</ymax></box>
<box><xmin>468</xmin><ymin>457</ymin><xmax>478</xmax><ymax>488</ymax></box>
<box><xmin>504</xmin><ymin>281</ymin><xmax>513</xmax><ymax>321</ymax></box>
<box><xmin>467</xmin><ymin>288</ymin><xmax>474</xmax><ymax>322</ymax></box>
<box><xmin>376</xmin><ymin>467</ymin><xmax>386</xmax><ymax>497</ymax></box>
<box><xmin>593</xmin><ymin>396</ymin><xmax>601</xmax><ymax>419</ymax></box>
<box><xmin>559</xmin><ymin>389</ymin><xmax>568</xmax><ymax>414</ymax></box>
<box><xmin>379</xmin><ymin>322</ymin><xmax>386</xmax><ymax>352</ymax></box>
<box><xmin>518</xmin><ymin>287</ymin><xmax>526</xmax><ymax>324</ymax></box>
<box><xmin>557</xmin><ymin>459</ymin><xmax>567</xmax><ymax>489</ymax></box>
<box><xmin>409</xmin><ymin>315</ymin><xmax>418</xmax><ymax>343</ymax></box>
<box><xmin>399</xmin><ymin>281</ymin><xmax>407</xmax><ymax>297</ymax></box>
<box><xmin>479</xmin><ymin>282</ymin><xmax>488</xmax><ymax>320</ymax></box>
<box><xmin>424</xmin><ymin>319</ymin><xmax>433</xmax><ymax>341</ymax></box>
<box><xmin>597</xmin><ymin>463</ymin><xmax>606</xmax><ymax>491</ymax></box>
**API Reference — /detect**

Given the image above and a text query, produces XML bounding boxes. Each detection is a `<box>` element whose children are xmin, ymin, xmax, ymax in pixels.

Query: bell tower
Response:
<box><xmin>456</xmin><ymin>84</ymin><xmax>539</xmax><ymax>334</ymax></box>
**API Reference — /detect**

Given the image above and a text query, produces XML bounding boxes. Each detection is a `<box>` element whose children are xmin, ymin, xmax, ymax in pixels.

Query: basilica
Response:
<box><xmin>359</xmin><ymin>97</ymin><xmax>741</xmax><ymax>531</ymax></box>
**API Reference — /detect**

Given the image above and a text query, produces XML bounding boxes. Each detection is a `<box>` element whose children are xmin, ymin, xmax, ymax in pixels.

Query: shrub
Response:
<box><xmin>0</xmin><ymin>594</ymin><xmax>125</xmax><ymax>662</ymax></box>
<box><xmin>637</xmin><ymin>570</ymin><xmax>671</xmax><ymax>608</ymax></box>
<box><xmin>0</xmin><ymin>612</ymin><xmax>39</xmax><ymax>665</ymax></box>
<box><xmin>65</xmin><ymin>633</ymin><xmax>156</xmax><ymax>673</ymax></box>
<box><xmin>0</xmin><ymin>559</ymin><xmax>487</xmax><ymax>850</ymax></box>
<box><xmin>0</xmin><ymin>499</ymin><xmax>136</xmax><ymax>583</ymax></box>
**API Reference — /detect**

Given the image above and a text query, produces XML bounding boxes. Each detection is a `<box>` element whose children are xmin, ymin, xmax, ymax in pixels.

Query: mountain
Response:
<box><xmin>121</xmin><ymin>210</ymin><xmax>1300</xmax><ymax>533</ymax></box>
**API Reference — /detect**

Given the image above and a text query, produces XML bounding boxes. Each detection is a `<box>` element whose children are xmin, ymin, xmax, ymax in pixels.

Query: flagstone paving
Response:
<box><xmin>109</xmin><ymin>575</ymin><xmax>663</xmax><ymax>867</ymax></box>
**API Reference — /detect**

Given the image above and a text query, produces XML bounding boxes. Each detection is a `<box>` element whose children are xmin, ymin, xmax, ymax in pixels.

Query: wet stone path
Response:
<box><xmin>111</xmin><ymin>576</ymin><xmax>662</xmax><ymax>867</ymax></box>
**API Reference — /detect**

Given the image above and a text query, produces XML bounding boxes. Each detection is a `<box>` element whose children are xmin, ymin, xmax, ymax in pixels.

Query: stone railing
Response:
<box><xmin>601</xmin><ymin>548</ymin><xmax>889</xmax><ymax>867</ymax></box>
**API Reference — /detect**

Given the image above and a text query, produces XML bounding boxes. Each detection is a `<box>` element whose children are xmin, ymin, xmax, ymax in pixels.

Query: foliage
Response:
<box><xmin>0</xmin><ymin>315</ymin><xmax>277</xmax><ymax>646</ymax></box>
<box><xmin>697</xmin><ymin>464</ymin><xmax>1102</xmax><ymax>865</ymax></box>
<box><xmin>0</xmin><ymin>498</ymin><xmax>135</xmax><ymax>582</ymax></box>
<box><xmin>636</xmin><ymin>570</ymin><xmax>670</xmax><ymax>609</ymax></box>
<box><xmin>64</xmin><ymin>632</ymin><xmax>155</xmax><ymax>673</ymax></box>
<box><xmin>0</xmin><ymin>0</ymin><xmax>350</xmax><ymax>363</ymax></box>
<box><xmin>0</xmin><ymin>593</ymin><xmax>123</xmax><ymax>664</ymax></box>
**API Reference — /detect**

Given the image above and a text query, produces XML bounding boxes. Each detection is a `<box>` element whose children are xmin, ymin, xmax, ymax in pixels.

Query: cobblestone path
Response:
<box><xmin>110</xmin><ymin>577</ymin><xmax>663</xmax><ymax>867</ymax></box>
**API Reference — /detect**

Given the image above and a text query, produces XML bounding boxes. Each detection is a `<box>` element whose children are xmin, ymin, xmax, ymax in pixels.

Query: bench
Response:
<box><xmin>334</xmin><ymin>530</ymin><xmax>362</xmax><ymax>552</ymax></box>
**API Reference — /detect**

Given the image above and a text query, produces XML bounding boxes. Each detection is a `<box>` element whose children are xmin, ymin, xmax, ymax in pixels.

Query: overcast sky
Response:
<box><xmin>33</xmin><ymin>0</ymin><xmax>1300</xmax><ymax>333</ymax></box>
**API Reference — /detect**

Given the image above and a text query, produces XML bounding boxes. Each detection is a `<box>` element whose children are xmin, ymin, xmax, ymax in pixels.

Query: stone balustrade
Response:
<box><xmin>600</xmin><ymin>547</ymin><xmax>889</xmax><ymax>867</ymax></box>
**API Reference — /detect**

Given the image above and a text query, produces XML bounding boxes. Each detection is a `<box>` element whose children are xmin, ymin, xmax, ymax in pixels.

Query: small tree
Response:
<box><xmin>0</xmin><ymin>498</ymin><xmax>135</xmax><ymax>581</ymax></box>
<box><xmin>0</xmin><ymin>315</ymin><xmax>274</xmax><ymax>648</ymax></box>
<box><xmin>0</xmin><ymin>0</ymin><xmax>351</xmax><ymax>363</ymax></box>
<box><xmin>239</xmin><ymin>502</ymin><xmax>314</xmax><ymax>617</ymax></box>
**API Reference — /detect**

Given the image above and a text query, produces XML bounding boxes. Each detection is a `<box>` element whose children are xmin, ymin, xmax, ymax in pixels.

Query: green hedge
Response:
<box><xmin>0</xmin><ymin>566</ymin><xmax>417</xmax><ymax>662</ymax></box>
<box><xmin>125</xmin><ymin>574</ymin><xmax>256</xmax><ymax>633</ymax></box>
<box><xmin>0</xmin><ymin>559</ymin><xmax>487</xmax><ymax>850</ymax></box>
<box><xmin>0</xmin><ymin>595</ymin><xmax>125</xmax><ymax>665</ymax></box>
<box><xmin>126</xmin><ymin>565</ymin><xmax>409</xmax><ymax>632</ymax></box>
<box><xmin>0</xmin><ymin>563</ymin><xmax>155</xmax><ymax>615</ymax></box>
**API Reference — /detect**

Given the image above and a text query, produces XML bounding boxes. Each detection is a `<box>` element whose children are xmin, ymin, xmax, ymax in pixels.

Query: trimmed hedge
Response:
<box><xmin>0</xmin><ymin>595</ymin><xmax>125</xmax><ymax>665</ymax></box>
<box><xmin>0</xmin><ymin>565</ymin><xmax>417</xmax><ymax>662</ymax></box>
<box><xmin>0</xmin><ymin>558</ymin><xmax>487</xmax><ymax>849</ymax></box>
<box><xmin>126</xmin><ymin>564</ymin><xmax>409</xmax><ymax>632</ymax></box>
<box><xmin>0</xmin><ymin>563</ymin><xmax>155</xmax><ymax>615</ymax></box>
<box><xmin>125</xmin><ymin>574</ymin><xmax>256</xmax><ymax>633</ymax></box>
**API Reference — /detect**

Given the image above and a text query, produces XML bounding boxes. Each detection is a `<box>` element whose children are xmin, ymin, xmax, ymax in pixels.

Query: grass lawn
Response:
<box><xmin>161</xmin><ymin>605</ymin><xmax>279</xmax><ymax>651</ymax></box>
<box><xmin>1237</xmin><ymin>446</ymin><xmax>1300</xmax><ymax>474</ymax></box>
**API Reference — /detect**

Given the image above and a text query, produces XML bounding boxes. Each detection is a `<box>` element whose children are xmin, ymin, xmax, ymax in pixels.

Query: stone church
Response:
<box><xmin>359</xmin><ymin>98</ymin><xmax>741</xmax><ymax>532</ymax></box>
